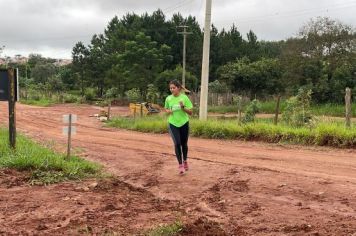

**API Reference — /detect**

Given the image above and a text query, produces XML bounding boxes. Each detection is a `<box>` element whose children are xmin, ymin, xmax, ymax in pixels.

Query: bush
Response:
<box><xmin>104</xmin><ymin>88</ymin><xmax>120</xmax><ymax>100</ymax></box>
<box><xmin>146</xmin><ymin>84</ymin><xmax>159</xmax><ymax>104</ymax></box>
<box><xmin>125</xmin><ymin>88</ymin><xmax>141</xmax><ymax>102</ymax></box>
<box><xmin>84</xmin><ymin>88</ymin><xmax>96</xmax><ymax>101</ymax></box>
<box><xmin>63</xmin><ymin>94</ymin><xmax>78</xmax><ymax>103</ymax></box>
<box><xmin>242</xmin><ymin>99</ymin><xmax>261</xmax><ymax>123</ymax></box>
<box><xmin>282</xmin><ymin>88</ymin><xmax>316</xmax><ymax>127</ymax></box>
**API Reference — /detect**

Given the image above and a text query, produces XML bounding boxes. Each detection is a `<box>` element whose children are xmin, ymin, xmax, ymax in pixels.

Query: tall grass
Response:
<box><xmin>107</xmin><ymin>116</ymin><xmax>356</xmax><ymax>148</ymax></box>
<box><xmin>20</xmin><ymin>98</ymin><xmax>55</xmax><ymax>107</ymax></box>
<box><xmin>311</xmin><ymin>103</ymin><xmax>356</xmax><ymax>117</ymax></box>
<box><xmin>208</xmin><ymin>101</ymin><xmax>356</xmax><ymax>117</ymax></box>
<box><xmin>0</xmin><ymin>128</ymin><xmax>101</xmax><ymax>184</ymax></box>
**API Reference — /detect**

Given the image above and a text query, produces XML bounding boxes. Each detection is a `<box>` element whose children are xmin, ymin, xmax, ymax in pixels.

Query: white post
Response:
<box><xmin>199</xmin><ymin>0</ymin><xmax>212</xmax><ymax>121</ymax></box>
<box><xmin>67</xmin><ymin>114</ymin><xmax>72</xmax><ymax>158</ymax></box>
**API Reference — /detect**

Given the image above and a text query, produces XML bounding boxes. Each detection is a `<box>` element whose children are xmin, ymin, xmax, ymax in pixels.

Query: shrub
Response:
<box><xmin>125</xmin><ymin>88</ymin><xmax>141</xmax><ymax>102</ymax></box>
<box><xmin>282</xmin><ymin>88</ymin><xmax>316</xmax><ymax>127</ymax></box>
<box><xmin>63</xmin><ymin>94</ymin><xmax>78</xmax><ymax>103</ymax></box>
<box><xmin>242</xmin><ymin>99</ymin><xmax>261</xmax><ymax>123</ymax></box>
<box><xmin>84</xmin><ymin>88</ymin><xmax>96</xmax><ymax>101</ymax></box>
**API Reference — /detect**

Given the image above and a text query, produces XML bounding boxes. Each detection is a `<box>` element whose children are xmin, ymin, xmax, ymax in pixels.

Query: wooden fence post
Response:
<box><xmin>8</xmin><ymin>68</ymin><xmax>16</xmax><ymax>149</ymax></box>
<box><xmin>107</xmin><ymin>100</ymin><xmax>111</xmax><ymax>121</ymax></box>
<box><xmin>236</xmin><ymin>95</ymin><xmax>242</xmax><ymax>124</ymax></box>
<box><xmin>345</xmin><ymin>87</ymin><xmax>352</xmax><ymax>128</ymax></box>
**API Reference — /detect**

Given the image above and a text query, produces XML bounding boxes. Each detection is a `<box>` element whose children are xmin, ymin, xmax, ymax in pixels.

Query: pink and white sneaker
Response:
<box><xmin>183</xmin><ymin>161</ymin><xmax>189</xmax><ymax>171</ymax></box>
<box><xmin>179</xmin><ymin>164</ymin><xmax>185</xmax><ymax>174</ymax></box>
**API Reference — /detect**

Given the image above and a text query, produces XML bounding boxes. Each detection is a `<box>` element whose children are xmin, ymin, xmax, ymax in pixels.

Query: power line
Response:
<box><xmin>2</xmin><ymin>1</ymin><xmax>355</xmax><ymax>46</ymax></box>
<box><xmin>163</xmin><ymin>0</ymin><xmax>193</xmax><ymax>11</ymax></box>
<box><xmin>224</xmin><ymin>1</ymin><xmax>356</xmax><ymax>24</ymax></box>
<box><xmin>164</xmin><ymin>0</ymin><xmax>196</xmax><ymax>14</ymax></box>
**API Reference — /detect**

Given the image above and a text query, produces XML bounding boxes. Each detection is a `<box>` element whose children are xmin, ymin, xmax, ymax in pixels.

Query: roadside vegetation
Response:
<box><xmin>145</xmin><ymin>221</ymin><xmax>183</xmax><ymax>236</ymax></box>
<box><xmin>209</xmin><ymin>102</ymin><xmax>356</xmax><ymax>117</ymax></box>
<box><xmin>20</xmin><ymin>98</ymin><xmax>55</xmax><ymax>107</ymax></box>
<box><xmin>0</xmin><ymin>128</ymin><xmax>101</xmax><ymax>185</ymax></box>
<box><xmin>107</xmin><ymin>115</ymin><xmax>356</xmax><ymax>148</ymax></box>
<box><xmin>108</xmin><ymin>87</ymin><xmax>356</xmax><ymax>148</ymax></box>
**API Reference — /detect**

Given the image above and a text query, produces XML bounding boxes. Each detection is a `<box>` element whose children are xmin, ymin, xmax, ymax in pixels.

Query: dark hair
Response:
<box><xmin>169</xmin><ymin>80</ymin><xmax>182</xmax><ymax>89</ymax></box>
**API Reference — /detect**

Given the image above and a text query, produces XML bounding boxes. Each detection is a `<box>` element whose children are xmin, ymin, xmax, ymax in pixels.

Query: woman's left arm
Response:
<box><xmin>179</xmin><ymin>101</ymin><xmax>193</xmax><ymax>115</ymax></box>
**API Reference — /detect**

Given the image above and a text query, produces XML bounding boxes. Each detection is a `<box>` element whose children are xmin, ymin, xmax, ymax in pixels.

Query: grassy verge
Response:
<box><xmin>107</xmin><ymin>116</ymin><xmax>356</xmax><ymax>148</ymax></box>
<box><xmin>0</xmin><ymin>128</ymin><xmax>101</xmax><ymax>185</ymax></box>
<box><xmin>208</xmin><ymin>102</ymin><xmax>356</xmax><ymax>117</ymax></box>
<box><xmin>20</xmin><ymin>98</ymin><xmax>55</xmax><ymax>107</ymax></box>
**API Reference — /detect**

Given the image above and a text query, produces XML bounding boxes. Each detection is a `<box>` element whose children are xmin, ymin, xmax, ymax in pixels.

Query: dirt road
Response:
<box><xmin>1</xmin><ymin>102</ymin><xmax>356</xmax><ymax>235</ymax></box>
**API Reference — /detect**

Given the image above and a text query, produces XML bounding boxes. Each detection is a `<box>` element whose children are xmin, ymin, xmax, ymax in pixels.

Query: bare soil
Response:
<box><xmin>0</xmin><ymin>102</ymin><xmax>356</xmax><ymax>235</ymax></box>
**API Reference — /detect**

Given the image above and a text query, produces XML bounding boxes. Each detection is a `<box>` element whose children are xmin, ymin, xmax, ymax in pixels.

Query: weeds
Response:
<box><xmin>107</xmin><ymin>116</ymin><xmax>356</xmax><ymax>148</ymax></box>
<box><xmin>0</xmin><ymin>128</ymin><xmax>101</xmax><ymax>184</ymax></box>
<box><xmin>146</xmin><ymin>221</ymin><xmax>183</xmax><ymax>236</ymax></box>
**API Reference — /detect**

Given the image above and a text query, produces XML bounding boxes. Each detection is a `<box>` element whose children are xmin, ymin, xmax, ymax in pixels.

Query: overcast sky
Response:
<box><xmin>0</xmin><ymin>0</ymin><xmax>355</xmax><ymax>59</ymax></box>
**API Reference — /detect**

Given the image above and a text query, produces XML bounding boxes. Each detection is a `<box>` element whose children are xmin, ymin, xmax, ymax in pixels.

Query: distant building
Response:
<box><xmin>54</xmin><ymin>59</ymin><xmax>72</xmax><ymax>66</ymax></box>
<box><xmin>0</xmin><ymin>56</ymin><xmax>72</xmax><ymax>66</ymax></box>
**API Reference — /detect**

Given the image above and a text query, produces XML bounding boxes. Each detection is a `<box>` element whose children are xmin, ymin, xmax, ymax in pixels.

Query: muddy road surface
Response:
<box><xmin>0</xmin><ymin>102</ymin><xmax>355</xmax><ymax>235</ymax></box>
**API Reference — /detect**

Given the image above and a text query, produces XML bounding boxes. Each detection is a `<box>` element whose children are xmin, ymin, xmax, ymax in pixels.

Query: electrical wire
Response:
<box><xmin>223</xmin><ymin>1</ymin><xmax>356</xmax><ymax>24</ymax></box>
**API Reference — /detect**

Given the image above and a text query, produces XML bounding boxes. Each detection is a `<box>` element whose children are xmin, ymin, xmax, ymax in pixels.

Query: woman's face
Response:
<box><xmin>169</xmin><ymin>84</ymin><xmax>180</xmax><ymax>96</ymax></box>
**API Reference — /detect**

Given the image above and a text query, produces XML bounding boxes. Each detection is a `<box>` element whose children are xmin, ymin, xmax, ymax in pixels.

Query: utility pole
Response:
<box><xmin>177</xmin><ymin>25</ymin><xmax>192</xmax><ymax>87</ymax></box>
<box><xmin>199</xmin><ymin>0</ymin><xmax>212</xmax><ymax>120</ymax></box>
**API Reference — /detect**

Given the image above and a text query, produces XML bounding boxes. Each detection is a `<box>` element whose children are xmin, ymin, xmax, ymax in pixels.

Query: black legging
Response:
<box><xmin>168</xmin><ymin>122</ymin><xmax>189</xmax><ymax>165</ymax></box>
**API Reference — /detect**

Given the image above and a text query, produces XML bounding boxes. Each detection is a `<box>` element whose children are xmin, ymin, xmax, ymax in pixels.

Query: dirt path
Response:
<box><xmin>1</xmin><ymin>102</ymin><xmax>356</xmax><ymax>235</ymax></box>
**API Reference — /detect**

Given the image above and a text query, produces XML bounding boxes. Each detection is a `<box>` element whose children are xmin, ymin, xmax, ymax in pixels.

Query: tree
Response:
<box><xmin>282</xmin><ymin>17</ymin><xmax>356</xmax><ymax>102</ymax></box>
<box><xmin>114</xmin><ymin>32</ymin><xmax>172</xmax><ymax>97</ymax></box>
<box><xmin>47</xmin><ymin>75</ymin><xmax>64</xmax><ymax>94</ymax></box>
<box><xmin>31</xmin><ymin>63</ymin><xmax>57</xmax><ymax>84</ymax></box>
<box><xmin>155</xmin><ymin>66</ymin><xmax>198</xmax><ymax>97</ymax></box>
<box><xmin>87</xmin><ymin>34</ymin><xmax>108</xmax><ymax>97</ymax></box>
<box><xmin>218</xmin><ymin>57</ymin><xmax>283</xmax><ymax>98</ymax></box>
<box><xmin>72</xmin><ymin>42</ymin><xmax>89</xmax><ymax>95</ymax></box>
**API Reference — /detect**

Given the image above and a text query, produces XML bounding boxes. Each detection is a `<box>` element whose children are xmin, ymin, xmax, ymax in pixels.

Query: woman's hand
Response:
<box><xmin>179</xmin><ymin>101</ymin><xmax>192</xmax><ymax>115</ymax></box>
<box><xmin>165</xmin><ymin>108</ymin><xmax>172</xmax><ymax>114</ymax></box>
<box><xmin>179</xmin><ymin>101</ymin><xmax>184</xmax><ymax>109</ymax></box>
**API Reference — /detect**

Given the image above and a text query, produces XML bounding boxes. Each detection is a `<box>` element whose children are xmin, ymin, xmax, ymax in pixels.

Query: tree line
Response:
<box><xmin>5</xmin><ymin>10</ymin><xmax>356</xmax><ymax>104</ymax></box>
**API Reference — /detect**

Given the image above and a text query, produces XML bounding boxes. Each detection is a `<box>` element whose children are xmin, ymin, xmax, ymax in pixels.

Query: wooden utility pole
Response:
<box><xmin>178</xmin><ymin>26</ymin><xmax>192</xmax><ymax>87</ymax></box>
<box><xmin>199</xmin><ymin>0</ymin><xmax>212</xmax><ymax>121</ymax></box>
<box><xmin>345</xmin><ymin>87</ymin><xmax>352</xmax><ymax>128</ymax></box>
<box><xmin>8</xmin><ymin>68</ymin><xmax>16</xmax><ymax>149</ymax></box>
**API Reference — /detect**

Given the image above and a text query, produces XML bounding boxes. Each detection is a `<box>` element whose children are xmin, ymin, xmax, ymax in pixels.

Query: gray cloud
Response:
<box><xmin>0</xmin><ymin>0</ymin><xmax>355</xmax><ymax>58</ymax></box>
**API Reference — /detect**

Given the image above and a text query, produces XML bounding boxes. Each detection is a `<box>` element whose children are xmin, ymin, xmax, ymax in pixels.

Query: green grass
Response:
<box><xmin>108</xmin><ymin>116</ymin><xmax>168</xmax><ymax>133</ymax></box>
<box><xmin>107</xmin><ymin>116</ymin><xmax>356</xmax><ymax>148</ymax></box>
<box><xmin>145</xmin><ymin>221</ymin><xmax>183</xmax><ymax>236</ymax></box>
<box><xmin>0</xmin><ymin>128</ymin><xmax>101</xmax><ymax>185</ymax></box>
<box><xmin>208</xmin><ymin>102</ymin><xmax>356</xmax><ymax>117</ymax></box>
<box><xmin>311</xmin><ymin>103</ymin><xmax>356</xmax><ymax>117</ymax></box>
<box><xmin>20</xmin><ymin>98</ymin><xmax>55</xmax><ymax>107</ymax></box>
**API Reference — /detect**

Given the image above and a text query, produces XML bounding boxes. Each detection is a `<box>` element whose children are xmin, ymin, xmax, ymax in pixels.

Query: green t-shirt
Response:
<box><xmin>164</xmin><ymin>93</ymin><xmax>193</xmax><ymax>127</ymax></box>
